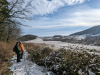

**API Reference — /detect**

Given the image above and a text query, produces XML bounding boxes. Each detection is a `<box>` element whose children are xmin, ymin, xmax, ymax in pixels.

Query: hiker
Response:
<box><xmin>13</xmin><ymin>42</ymin><xmax>22</xmax><ymax>62</ymax></box>
<box><xmin>19</xmin><ymin>41</ymin><xmax>24</xmax><ymax>59</ymax></box>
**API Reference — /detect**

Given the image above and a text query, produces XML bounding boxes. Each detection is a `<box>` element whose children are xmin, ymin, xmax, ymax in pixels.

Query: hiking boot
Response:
<box><xmin>17</xmin><ymin>60</ymin><xmax>21</xmax><ymax>63</ymax></box>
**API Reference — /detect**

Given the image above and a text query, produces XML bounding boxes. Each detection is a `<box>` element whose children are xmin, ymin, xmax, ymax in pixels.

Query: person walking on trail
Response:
<box><xmin>13</xmin><ymin>42</ymin><xmax>22</xmax><ymax>62</ymax></box>
<box><xmin>19</xmin><ymin>41</ymin><xmax>24</xmax><ymax>59</ymax></box>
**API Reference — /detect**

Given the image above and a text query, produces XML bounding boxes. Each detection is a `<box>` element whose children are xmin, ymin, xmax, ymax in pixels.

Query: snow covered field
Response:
<box><xmin>23</xmin><ymin>38</ymin><xmax>100</xmax><ymax>52</ymax></box>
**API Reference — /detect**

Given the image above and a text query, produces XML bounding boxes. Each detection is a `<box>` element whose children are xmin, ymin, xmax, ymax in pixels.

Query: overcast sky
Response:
<box><xmin>22</xmin><ymin>0</ymin><xmax>100</xmax><ymax>36</ymax></box>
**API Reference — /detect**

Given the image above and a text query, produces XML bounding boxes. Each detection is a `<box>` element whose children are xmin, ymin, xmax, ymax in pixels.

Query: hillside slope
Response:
<box><xmin>17</xmin><ymin>34</ymin><xmax>37</xmax><ymax>41</ymax></box>
<box><xmin>70</xmin><ymin>25</ymin><xmax>100</xmax><ymax>35</ymax></box>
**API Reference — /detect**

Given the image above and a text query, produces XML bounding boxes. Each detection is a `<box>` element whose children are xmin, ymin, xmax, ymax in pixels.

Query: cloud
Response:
<box><xmin>31</xmin><ymin>0</ymin><xmax>88</xmax><ymax>16</ymax></box>
<box><xmin>22</xmin><ymin>0</ymin><xmax>100</xmax><ymax>36</ymax></box>
<box><xmin>27</xmin><ymin>8</ymin><xmax>100</xmax><ymax>30</ymax></box>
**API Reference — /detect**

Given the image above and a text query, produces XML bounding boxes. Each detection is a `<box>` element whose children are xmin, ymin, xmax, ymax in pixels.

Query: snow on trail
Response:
<box><xmin>10</xmin><ymin>50</ymin><xmax>47</xmax><ymax>75</ymax></box>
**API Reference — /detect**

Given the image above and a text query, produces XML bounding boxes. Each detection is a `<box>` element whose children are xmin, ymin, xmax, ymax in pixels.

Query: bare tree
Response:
<box><xmin>0</xmin><ymin>0</ymin><xmax>33</xmax><ymax>41</ymax></box>
<box><xmin>0</xmin><ymin>0</ymin><xmax>32</xmax><ymax>24</ymax></box>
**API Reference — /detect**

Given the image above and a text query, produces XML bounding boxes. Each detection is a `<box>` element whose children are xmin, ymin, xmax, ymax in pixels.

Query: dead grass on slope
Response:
<box><xmin>0</xmin><ymin>41</ymin><xmax>16</xmax><ymax>75</ymax></box>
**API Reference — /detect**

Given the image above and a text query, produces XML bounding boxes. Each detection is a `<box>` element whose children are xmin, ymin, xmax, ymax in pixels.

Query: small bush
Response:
<box><xmin>86</xmin><ymin>49</ymin><xmax>90</xmax><ymax>50</ymax></box>
<box><xmin>23</xmin><ymin>43</ymin><xmax>54</xmax><ymax>65</ymax></box>
<box><xmin>46</xmin><ymin>49</ymin><xmax>100</xmax><ymax>75</ymax></box>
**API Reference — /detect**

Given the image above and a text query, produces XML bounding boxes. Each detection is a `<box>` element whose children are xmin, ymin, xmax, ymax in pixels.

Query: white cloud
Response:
<box><xmin>22</xmin><ymin>0</ymin><xmax>100</xmax><ymax>36</ymax></box>
<box><xmin>28</xmin><ymin>8</ymin><xmax>100</xmax><ymax>29</ymax></box>
<box><xmin>62</xmin><ymin>0</ymin><xmax>85</xmax><ymax>5</ymax></box>
<box><xmin>70</xmin><ymin>9</ymin><xmax>100</xmax><ymax>26</ymax></box>
<box><xmin>31</xmin><ymin>0</ymin><xmax>87</xmax><ymax>16</ymax></box>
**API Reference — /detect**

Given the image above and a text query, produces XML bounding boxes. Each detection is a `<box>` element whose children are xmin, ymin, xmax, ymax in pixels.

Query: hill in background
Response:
<box><xmin>70</xmin><ymin>25</ymin><xmax>100</xmax><ymax>36</ymax></box>
<box><xmin>17</xmin><ymin>34</ymin><xmax>37</xmax><ymax>41</ymax></box>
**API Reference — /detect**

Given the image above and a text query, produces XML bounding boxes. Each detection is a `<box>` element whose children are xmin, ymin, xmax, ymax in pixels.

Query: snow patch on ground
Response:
<box><xmin>10</xmin><ymin>50</ymin><xmax>47</xmax><ymax>75</ymax></box>
<box><xmin>23</xmin><ymin>38</ymin><xmax>100</xmax><ymax>51</ymax></box>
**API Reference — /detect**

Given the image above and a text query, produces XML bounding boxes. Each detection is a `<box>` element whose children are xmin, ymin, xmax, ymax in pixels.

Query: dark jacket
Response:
<box><xmin>13</xmin><ymin>44</ymin><xmax>22</xmax><ymax>54</ymax></box>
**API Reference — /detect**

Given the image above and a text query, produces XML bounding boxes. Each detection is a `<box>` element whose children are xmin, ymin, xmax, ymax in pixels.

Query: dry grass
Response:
<box><xmin>23</xmin><ymin>43</ymin><xmax>49</xmax><ymax>53</ymax></box>
<box><xmin>0</xmin><ymin>41</ymin><xmax>16</xmax><ymax>75</ymax></box>
<box><xmin>23</xmin><ymin>43</ymin><xmax>54</xmax><ymax>65</ymax></box>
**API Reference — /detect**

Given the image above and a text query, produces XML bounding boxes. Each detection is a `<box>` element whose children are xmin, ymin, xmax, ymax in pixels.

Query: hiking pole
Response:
<box><xmin>24</xmin><ymin>52</ymin><xmax>29</xmax><ymax>75</ymax></box>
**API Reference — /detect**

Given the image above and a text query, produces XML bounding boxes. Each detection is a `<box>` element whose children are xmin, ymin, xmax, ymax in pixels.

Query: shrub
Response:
<box><xmin>45</xmin><ymin>49</ymin><xmax>100</xmax><ymax>75</ymax></box>
<box><xmin>24</xmin><ymin>43</ymin><xmax>100</xmax><ymax>75</ymax></box>
<box><xmin>86</xmin><ymin>49</ymin><xmax>90</xmax><ymax>50</ymax></box>
<box><xmin>23</xmin><ymin>43</ymin><xmax>54</xmax><ymax>65</ymax></box>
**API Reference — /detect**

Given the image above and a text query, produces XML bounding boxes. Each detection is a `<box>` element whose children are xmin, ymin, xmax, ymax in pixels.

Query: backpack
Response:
<box><xmin>13</xmin><ymin>44</ymin><xmax>22</xmax><ymax>54</ymax></box>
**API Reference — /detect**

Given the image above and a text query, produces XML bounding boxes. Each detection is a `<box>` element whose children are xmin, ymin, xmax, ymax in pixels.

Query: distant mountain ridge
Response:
<box><xmin>70</xmin><ymin>25</ymin><xmax>100</xmax><ymax>36</ymax></box>
<box><xmin>17</xmin><ymin>34</ymin><xmax>37</xmax><ymax>41</ymax></box>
